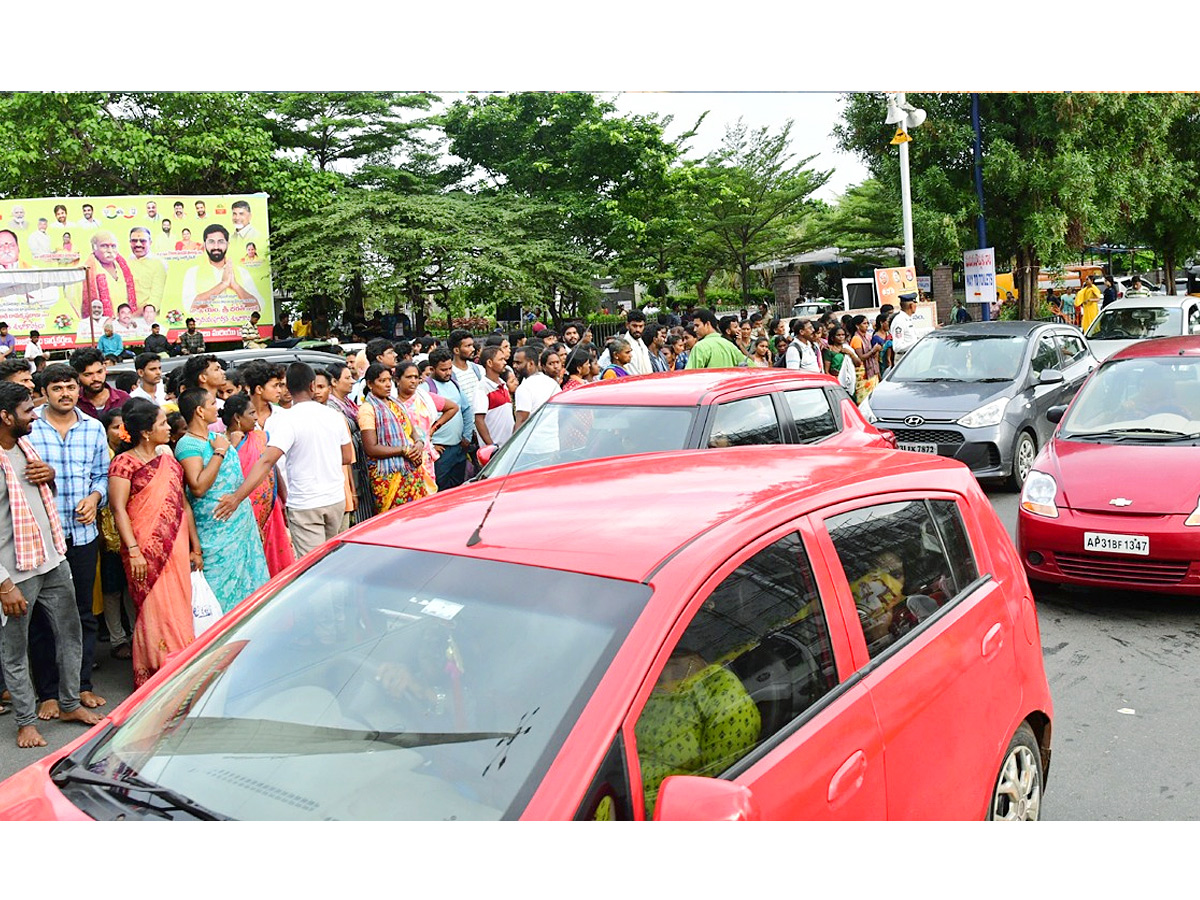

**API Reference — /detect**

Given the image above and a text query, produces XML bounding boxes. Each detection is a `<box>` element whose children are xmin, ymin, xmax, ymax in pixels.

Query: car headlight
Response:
<box><xmin>957</xmin><ymin>397</ymin><xmax>1008</xmax><ymax>428</ymax></box>
<box><xmin>1020</xmin><ymin>471</ymin><xmax>1060</xmax><ymax>519</ymax></box>
<box><xmin>1186</xmin><ymin>497</ymin><xmax>1200</xmax><ymax>527</ymax></box>
<box><xmin>859</xmin><ymin>395</ymin><xmax>877</xmax><ymax>423</ymax></box>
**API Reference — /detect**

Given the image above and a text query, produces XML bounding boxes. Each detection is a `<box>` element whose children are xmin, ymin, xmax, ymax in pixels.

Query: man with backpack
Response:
<box><xmin>782</xmin><ymin>318</ymin><xmax>821</xmax><ymax>373</ymax></box>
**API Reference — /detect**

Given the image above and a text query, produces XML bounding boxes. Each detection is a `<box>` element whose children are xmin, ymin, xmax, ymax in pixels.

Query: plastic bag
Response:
<box><xmin>191</xmin><ymin>570</ymin><xmax>224</xmax><ymax>637</ymax></box>
<box><xmin>838</xmin><ymin>355</ymin><xmax>857</xmax><ymax>394</ymax></box>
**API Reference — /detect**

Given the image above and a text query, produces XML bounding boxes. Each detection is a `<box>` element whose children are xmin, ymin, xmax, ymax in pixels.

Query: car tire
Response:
<box><xmin>987</xmin><ymin>722</ymin><xmax>1043</xmax><ymax>821</ymax></box>
<box><xmin>1008</xmin><ymin>431</ymin><xmax>1037</xmax><ymax>492</ymax></box>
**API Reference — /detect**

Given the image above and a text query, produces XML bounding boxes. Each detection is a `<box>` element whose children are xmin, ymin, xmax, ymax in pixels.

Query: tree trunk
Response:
<box><xmin>740</xmin><ymin>260</ymin><xmax>752</xmax><ymax>307</ymax></box>
<box><xmin>696</xmin><ymin>269</ymin><xmax>713</xmax><ymax>305</ymax></box>
<box><xmin>1164</xmin><ymin>248</ymin><xmax>1176</xmax><ymax>296</ymax></box>
<box><xmin>346</xmin><ymin>271</ymin><xmax>366</xmax><ymax>322</ymax></box>
<box><xmin>1015</xmin><ymin>246</ymin><xmax>1040</xmax><ymax>320</ymax></box>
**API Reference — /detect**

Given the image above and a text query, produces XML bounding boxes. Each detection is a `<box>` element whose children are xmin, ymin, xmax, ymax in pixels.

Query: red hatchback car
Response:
<box><xmin>476</xmin><ymin>368</ymin><xmax>895</xmax><ymax>479</ymax></box>
<box><xmin>1019</xmin><ymin>337</ymin><xmax>1200</xmax><ymax>594</ymax></box>
<box><xmin>0</xmin><ymin>447</ymin><xmax>1051</xmax><ymax>821</ymax></box>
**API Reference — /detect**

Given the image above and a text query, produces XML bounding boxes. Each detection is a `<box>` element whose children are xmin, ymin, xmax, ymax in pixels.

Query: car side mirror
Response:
<box><xmin>1047</xmin><ymin>405</ymin><xmax>1067</xmax><ymax>423</ymax></box>
<box><xmin>1038</xmin><ymin>369</ymin><xmax>1065</xmax><ymax>385</ymax></box>
<box><xmin>653</xmin><ymin>776</ymin><xmax>759</xmax><ymax>821</ymax></box>
<box><xmin>475</xmin><ymin>444</ymin><xmax>496</xmax><ymax>467</ymax></box>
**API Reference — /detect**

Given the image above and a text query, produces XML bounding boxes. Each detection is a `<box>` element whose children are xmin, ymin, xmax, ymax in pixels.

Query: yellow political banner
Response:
<box><xmin>0</xmin><ymin>194</ymin><xmax>273</xmax><ymax>351</ymax></box>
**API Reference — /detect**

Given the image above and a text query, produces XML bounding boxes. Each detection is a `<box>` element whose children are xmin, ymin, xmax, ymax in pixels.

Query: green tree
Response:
<box><xmin>834</xmin><ymin>92</ymin><xmax>1187</xmax><ymax>318</ymax></box>
<box><xmin>694</xmin><ymin>119</ymin><xmax>832</xmax><ymax>306</ymax></box>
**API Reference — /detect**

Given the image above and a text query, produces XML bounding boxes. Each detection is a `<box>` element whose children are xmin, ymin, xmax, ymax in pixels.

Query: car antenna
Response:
<box><xmin>466</xmin><ymin>406</ymin><xmax>540</xmax><ymax>548</ymax></box>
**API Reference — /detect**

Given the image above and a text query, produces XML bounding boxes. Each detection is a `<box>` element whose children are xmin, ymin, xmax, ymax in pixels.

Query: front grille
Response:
<box><xmin>1054</xmin><ymin>553</ymin><xmax>1190</xmax><ymax>585</ymax></box>
<box><xmin>891</xmin><ymin>429</ymin><xmax>965</xmax><ymax>445</ymax></box>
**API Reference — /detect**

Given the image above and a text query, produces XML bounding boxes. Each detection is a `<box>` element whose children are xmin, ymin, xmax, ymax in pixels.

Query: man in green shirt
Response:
<box><xmin>686</xmin><ymin>308</ymin><xmax>746</xmax><ymax>369</ymax></box>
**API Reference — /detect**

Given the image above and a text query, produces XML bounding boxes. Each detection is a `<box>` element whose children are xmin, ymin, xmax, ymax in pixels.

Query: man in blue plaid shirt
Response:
<box><xmin>27</xmin><ymin>363</ymin><xmax>110</xmax><ymax>717</ymax></box>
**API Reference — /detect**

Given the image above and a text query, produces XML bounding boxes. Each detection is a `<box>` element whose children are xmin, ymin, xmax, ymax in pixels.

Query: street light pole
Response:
<box><xmin>898</xmin><ymin>138</ymin><xmax>915</xmax><ymax>270</ymax></box>
<box><xmin>885</xmin><ymin>93</ymin><xmax>926</xmax><ymax>272</ymax></box>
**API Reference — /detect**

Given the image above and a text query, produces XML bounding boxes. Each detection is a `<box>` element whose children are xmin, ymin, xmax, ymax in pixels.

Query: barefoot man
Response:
<box><xmin>0</xmin><ymin>382</ymin><xmax>102</xmax><ymax>748</ymax></box>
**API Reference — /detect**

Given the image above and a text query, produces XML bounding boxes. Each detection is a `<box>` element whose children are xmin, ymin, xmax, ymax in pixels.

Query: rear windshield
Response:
<box><xmin>481</xmin><ymin>403</ymin><xmax>697</xmax><ymax>478</ymax></box>
<box><xmin>1086</xmin><ymin>307</ymin><xmax>1181</xmax><ymax>341</ymax></box>
<box><xmin>74</xmin><ymin>543</ymin><xmax>652</xmax><ymax>820</ymax></box>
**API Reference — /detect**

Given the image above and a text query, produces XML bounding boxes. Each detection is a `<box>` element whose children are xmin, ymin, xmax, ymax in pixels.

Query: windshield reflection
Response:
<box><xmin>78</xmin><ymin>544</ymin><xmax>651</xmax><ymax>820</ymax></box>
<box><xmin>1061</xmin><ymin>357</ymin><xmax>1200</xmax><ymax>439</ymax></box>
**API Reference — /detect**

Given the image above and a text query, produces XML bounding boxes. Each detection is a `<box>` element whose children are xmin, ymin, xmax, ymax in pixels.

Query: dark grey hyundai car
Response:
<box><xmin>859</xmin><ymin>320</ymin><xmax>1097</xmax><ymax>489</ymax></box>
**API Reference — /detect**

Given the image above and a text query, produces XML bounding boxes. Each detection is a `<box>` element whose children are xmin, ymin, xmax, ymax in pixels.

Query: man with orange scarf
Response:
<box><xmin>81</xmin><ymin>231</ymin><xmax>138</xmax><ymax>320</ymax></box>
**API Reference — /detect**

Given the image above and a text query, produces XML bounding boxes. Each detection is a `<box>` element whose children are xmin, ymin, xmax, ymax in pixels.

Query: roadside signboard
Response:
<box><xmin>964</xmin><ymin>248</ymin><xmax>997</xmax><ymax>306</ymax></box>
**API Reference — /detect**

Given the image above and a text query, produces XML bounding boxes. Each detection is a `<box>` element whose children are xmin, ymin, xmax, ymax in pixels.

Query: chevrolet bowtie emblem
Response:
<box><xmin>1109</xmin><ymin>498</ymin><xmax>1133</xmax><ymax>507</ymax></box>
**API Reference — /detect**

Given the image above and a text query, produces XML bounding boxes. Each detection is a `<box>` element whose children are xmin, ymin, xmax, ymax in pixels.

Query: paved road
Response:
<box><xmin>987</xmin><ymin>488</ymin><xmax>1200</xmax><ymax>821</ymax></box>
<box><xmin>0</xmin><ymin>486</ymin><xmax>1193</xmax><ymax>820</ymax></box>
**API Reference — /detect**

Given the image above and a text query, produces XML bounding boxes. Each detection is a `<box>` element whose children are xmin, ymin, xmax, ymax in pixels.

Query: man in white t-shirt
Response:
<box><xmin>214</xmin><ymin>362</ymin><xmax>352</xmax><ymax>558</ymax></box>
<box><xmin>890</xmin><ymin>294</ymin><xmax>920</xmax><ymax>361</ymax></box>
<box><xmin>513</xmin><ymin>346</ymin><xmax>562</xmax><ymax>454</ymax></box>
<box><xmin>474</xmin><ymin>345</ymin><xmax>515</xmax><ymax>448</ymax></box>
<box><xmin>784</xmin><ymin>318</ymin><xmax>822</xmax><ymax>373</ymax></box>
<box><xmin>128</xmin><ymin>352</ymin><xmax>166</xmax><ymax>405</ymax></box>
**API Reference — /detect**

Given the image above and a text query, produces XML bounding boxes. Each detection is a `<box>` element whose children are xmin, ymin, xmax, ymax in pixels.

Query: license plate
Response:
<box><xmin>1083</xmin><ymin>532</ymin><xmax>1150</xmax><ymax>556</ymax></box>
<box><xmin>898</xmin><ymin>442</ymin><xmax>938</xmax><ymax>454</ymax></box>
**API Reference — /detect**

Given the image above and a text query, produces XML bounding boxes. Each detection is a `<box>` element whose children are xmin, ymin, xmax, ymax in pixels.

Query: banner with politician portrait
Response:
<box><xmin>0</xmin><ymin>193</ymin><xmax>274</xmax><ymax>350</ymax></box>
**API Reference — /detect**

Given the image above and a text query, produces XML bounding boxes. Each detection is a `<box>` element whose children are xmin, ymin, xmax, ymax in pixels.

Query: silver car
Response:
<box><xmin>861</xmin><ymin>321</ymin><xmax>1097</xmax><ymax>489</ymax></box>
<box><xmin>1085</xmin><ymin>293</ymin><xmax>1200</xmax><ymax>361</ymax></box>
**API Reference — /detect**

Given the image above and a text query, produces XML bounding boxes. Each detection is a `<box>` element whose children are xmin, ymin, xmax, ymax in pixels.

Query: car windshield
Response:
<box><xmin>1086</xmin><ymin>307</ymin><xmax>1181</xmax><ymax>340</ymax></box>
<box><xmin>73</xmin><ymin>544</ymin><xmax>651</xmax><ymax>820</ymax></box>
<box><xmin>480</xmin><ymin>403</ymin><xmax>696</xmax><ymax>478</ymax></box>
<box><xmin>1059</xmin><ymin>357</ymin><xmax>1200</xmax><ymax>440</ymax></box>
<box><xmin>889</xmin><ymin>334</ymin><xmax>1026</xmax><ymax>383</ymax></box>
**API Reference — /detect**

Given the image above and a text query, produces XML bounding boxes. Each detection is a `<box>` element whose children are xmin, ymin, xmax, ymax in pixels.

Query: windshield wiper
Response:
<box><xmin>970</xmin><ymin>377</ymin><xmax>1013</xmax><ymax>383</ymax></box>
<box><xmin>51</xmin><ymin>762</ymin><xmax>228</xmax><ymax>820</ymax></box>
<box><xmin>909</xmin><ymin>377</ymin><xmax>956</xmax><ymax>382</ymax></box>
<box><xmin>136</xmin><ymin>717</ymin><xmax>518</xmax><ymax>756</ymax></box>
<box><xmin>1066</xmin><ymin>428</ymin><xmax>1199</xmax><ymax>442</ymax></box>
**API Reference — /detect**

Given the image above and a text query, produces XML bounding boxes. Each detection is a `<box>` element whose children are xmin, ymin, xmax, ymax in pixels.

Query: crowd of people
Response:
<box><xmin>0</xmin><ymin>298</ymin><xmax>921</xmax><ymax>749</ymax></box>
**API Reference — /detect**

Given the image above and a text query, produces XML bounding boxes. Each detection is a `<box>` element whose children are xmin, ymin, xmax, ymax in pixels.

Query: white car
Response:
<box><xmin>1085</xmin><ymin>293</ymin><xmax>1200</xmax><ymax>360</ymax></box>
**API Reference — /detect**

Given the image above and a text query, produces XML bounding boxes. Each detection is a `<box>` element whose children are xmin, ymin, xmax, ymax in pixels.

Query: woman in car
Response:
<box><xmin>107</xmin><ymin>399</ymin><xmax>201</xmax><ymax>686</ymax></box>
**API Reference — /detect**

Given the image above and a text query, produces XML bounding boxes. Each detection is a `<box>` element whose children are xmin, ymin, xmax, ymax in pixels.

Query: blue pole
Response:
<box><xmin>972</xmin><ymin>93</ymin><xmax>991</xmax><ymax>321</ymax></box>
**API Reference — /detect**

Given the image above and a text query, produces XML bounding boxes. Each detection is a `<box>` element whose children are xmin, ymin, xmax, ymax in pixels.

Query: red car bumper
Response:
<box><xmin>1018</xmin><ymin>507</ymin><xmax>1200</xmax><ymax>595</ymax></box>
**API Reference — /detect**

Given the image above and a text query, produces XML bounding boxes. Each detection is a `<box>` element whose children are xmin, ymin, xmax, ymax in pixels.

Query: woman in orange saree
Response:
<box><xmin>108</xmin><ymin>399</ymin><xmax>201</xmax><ymax>687</ymax></box>
<box><xmin>221</xmin><ymin>394</ymin><xmax>295</xmax><ymax>577</ymax></box>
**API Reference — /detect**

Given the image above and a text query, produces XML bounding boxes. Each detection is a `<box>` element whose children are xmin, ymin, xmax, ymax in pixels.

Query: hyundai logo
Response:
<box><xmin>904</xmin><ymin>415</ymin><xmax>926</xmax><ymax>428</ymax></box>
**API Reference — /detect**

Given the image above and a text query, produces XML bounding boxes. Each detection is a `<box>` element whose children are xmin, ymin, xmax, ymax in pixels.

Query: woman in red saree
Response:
<box><xmin>220</xmin><ymin>393</ymin><xmax>295</xmax><ymax>577</ymax></box>
<box><xmin>108</xmin><ymin>399</ymin><xmax>202</xmax><ymax>687</ymax></box>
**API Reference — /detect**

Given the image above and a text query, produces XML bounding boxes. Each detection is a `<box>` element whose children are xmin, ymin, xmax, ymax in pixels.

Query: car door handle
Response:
<box><xmin>982</xmin><ymin>622</ymin><xmax>1004</xmax><ymax>659</ymax></box>
<box><xmin>828</xmin><ymin>750</ymin><xmax>867</xmax><ymax>807</ymax></box>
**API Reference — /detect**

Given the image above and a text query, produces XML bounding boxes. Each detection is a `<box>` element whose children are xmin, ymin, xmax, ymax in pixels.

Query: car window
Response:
<box><xmin>632</xmin><ymin>532</ymin><xmax>839</xmax><ymax>818</ymax></box>
<box><xmin>1189</xmin><ymin>305</ymin><xmax>1200</xmax><ymax>336</ymax></box>
<box><xmin>707</xmin><ymin>395</ymin><xmax>783</xmax><ymax>447</ymax></box>
<box><xmin>783</xmin><ymin>389</ymin><xmax>838</xmax><ymax>443</ymax></box>
<box><xmin>1055</xmin><ymin>333</ymin><xmax>1088</xmax><ymax>367</ymax></box>
<box><xmin>824</xmin><ymin>499</ymin><xmax>980</xmax><ymax>661</ymax></box>
<box><xmin>575</xmin><ymin>736</ymin><xmax>632</xmax><ymax>821</ymax></box>
<box><xmin>1030</xmin><ymin>335</ymin><xmax>1060</xmax><ymax>377</ymax></box>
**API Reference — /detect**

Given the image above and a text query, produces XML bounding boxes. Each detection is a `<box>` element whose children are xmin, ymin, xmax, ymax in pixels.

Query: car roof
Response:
<box><xmin>343</xmin><ymin>446</ymin><xmax>970</xmax><ymax>582</ymax></box>
<box><xmin>548</xmin><ymin>369</ymin><xmax>839</xmax><ymax>406</ymax></box>
<box><xmin>108</xmin><ymin>347</ymin><xmax>346</xmax><ymax>375</ymax></box>
<box><xmin>1108</xmin><ymin>336</ymin><xmax>1200</xmax><ymax>360</ymax></box>
<box><xmin>929</xmin><ymin>320</ymin><xmax>1055</xmax><ymax>337</ymax></box>
<box><xmin>1100</xmin><ymin>294</ymin><xmax>1193</xmax><ymax>310</ymax></box>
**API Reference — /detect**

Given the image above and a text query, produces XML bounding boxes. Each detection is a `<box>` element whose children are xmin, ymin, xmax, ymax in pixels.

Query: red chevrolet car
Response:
<box><xmin>0</xmin><ymin>447</ymin><xmax>1050</xmax><ymax>820</ymax></box>
<box><xmin>476</xmin><ymin>368</ymin><xmax>895</xmax><ymax>479</ymax></box>
<box><xmin>1019</xmin><ymin>336</ymin><xmax>1200</xmax><ymax>594</ymax></box>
